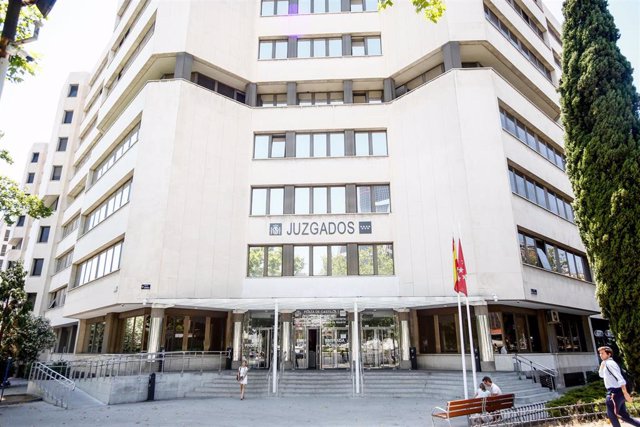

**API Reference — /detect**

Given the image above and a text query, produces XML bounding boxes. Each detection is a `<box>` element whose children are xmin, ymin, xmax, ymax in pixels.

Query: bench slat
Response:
<box><xmin>432</xmin><ymin>394</ymin><xmax>516</xmax><ymax>420</ymax></box>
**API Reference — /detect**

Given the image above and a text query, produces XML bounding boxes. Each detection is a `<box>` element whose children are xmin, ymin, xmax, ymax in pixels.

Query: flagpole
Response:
<box><xmin>457</xmin><ymin>291</ymin><xmax>468</xmax><ymax>398</ymax></box>
<box><xmin>465</xmin><ymin>295</ymin><xmax>478</xmax><ymax>391</ymax></box>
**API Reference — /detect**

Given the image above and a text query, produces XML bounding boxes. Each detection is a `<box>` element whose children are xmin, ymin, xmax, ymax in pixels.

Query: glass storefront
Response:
<box><xmin>243</xmin><ymin>311</ymin><xmax>278</xmax><ymax>369</ymax></box>
<box><xmin>360</xmin><ymin>311</ymin><xmax>399</xmax><ymax>368</ymax></box>
<box><xmin>293</xmin><ymin>309</ymin><xmax>350</xmax><ymax>369</ymax></box>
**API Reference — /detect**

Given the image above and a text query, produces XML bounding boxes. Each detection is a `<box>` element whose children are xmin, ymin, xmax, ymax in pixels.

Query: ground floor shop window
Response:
<box><xmin>86</xmin><ymin>321</ymin><xmax>104</xmax><ymax>353</ymax></box>
<box><xmin>55</xmin><ymin>325</ymin><xmax>77</xmax><ymax>353</ymax></box>
<box><xmin>164</xmin><ymin>315</ymin><xmax>184</xmax><ymax>351</ymax></box>
<box><xmin>417</xmin><ymin>309</ymin><xmax>475</xmax><ymax>354</ymax></box>
<box><xmin>555</xmin><ymin>314</ymin><xmax>586</xmax><ymax>352</ymax></box>
<box><xmin>163</xmin><ymin>312</ymin><xmax>227</xmax><ymax>352</ymax></box>
<box><xmin>243</xmin><ymin>311</ymin><xmax>276</xmax><ymax>369</ymax></box>
<box><xmin>120</xmin><ymin>315</ymin><xmax>149</xmax><ymax>353</ymax></box>
<box><xmin>490</xmin><ymin>310</ymin><xmax>542</xmax><ymax>353</ymax></box>
<box><xmin>360</xmin><ymin>311</ymin><xmax>398</xmax><ymax>368</ymax></box>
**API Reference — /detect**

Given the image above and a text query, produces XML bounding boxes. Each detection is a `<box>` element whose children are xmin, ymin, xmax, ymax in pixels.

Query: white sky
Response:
<box><xmin>0</xmin><ymin>0</ymin><xmax>638</xmax><ymax>182</ymax></box>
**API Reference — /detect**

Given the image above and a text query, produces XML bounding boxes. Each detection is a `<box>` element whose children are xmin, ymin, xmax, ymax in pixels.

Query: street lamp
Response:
<box><xmin>0</xmin><ymin>0</ymin><xmax>57</xmax><ymax>99</ymax></box>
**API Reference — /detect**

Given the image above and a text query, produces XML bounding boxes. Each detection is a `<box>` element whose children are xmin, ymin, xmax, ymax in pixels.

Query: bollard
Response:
<box><xmin>147</xmin><ymin>372</ymin><xmax>156</xmax><ymax>401</ymax></box>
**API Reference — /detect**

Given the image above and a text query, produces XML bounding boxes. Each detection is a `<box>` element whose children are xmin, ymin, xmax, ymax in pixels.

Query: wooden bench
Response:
<box><xmin>431</xmin><ymin>394</ymin><xmax>515</xmax><ymax>426</ymax></box>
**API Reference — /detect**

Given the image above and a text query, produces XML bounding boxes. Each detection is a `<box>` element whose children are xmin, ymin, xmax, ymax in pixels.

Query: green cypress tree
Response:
<box><xmin>560</xmin><ymin>0</ymin><xmax>640</xmax><ymax>378</ymax></box>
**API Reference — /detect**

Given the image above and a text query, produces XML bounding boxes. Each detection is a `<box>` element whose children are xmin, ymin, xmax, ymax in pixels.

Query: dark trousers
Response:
<box><xmin>606</xmin><ymin>388</ymin><xmax>640</xmax><ymax>427</ymax></box>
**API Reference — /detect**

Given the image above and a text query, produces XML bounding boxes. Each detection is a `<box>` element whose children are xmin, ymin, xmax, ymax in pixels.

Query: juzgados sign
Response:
<box><xmin>269</xmin><ymin>221</ymin><xmax>372</xmax><ymax>236</ymax></box>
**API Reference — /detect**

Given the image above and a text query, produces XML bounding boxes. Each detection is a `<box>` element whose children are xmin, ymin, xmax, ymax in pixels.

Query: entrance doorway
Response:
<box><xmin>361</xmin><ymin>327</ymin><xmax>399</xmax><ymax>368</ymax></box>
<box><xmin>321</xmin><ymin>327</ymin><xmax>350</xmax><ymax>369</ymax></box>
<box><xmin>308</xmin><ymin>328</ymin><xmax>318</xmax><ymax>369</ymax></box>
<box><xmin>244</xmin><ymin>328</ymin><xmax>272</xmax><ymax>369</ymax></box>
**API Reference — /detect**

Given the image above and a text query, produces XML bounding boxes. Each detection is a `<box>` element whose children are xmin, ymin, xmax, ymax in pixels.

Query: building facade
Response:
<box><xmin>8</xmin><ymin>0</ymin><xmax>602</xmax><ymax>386</ymax></box>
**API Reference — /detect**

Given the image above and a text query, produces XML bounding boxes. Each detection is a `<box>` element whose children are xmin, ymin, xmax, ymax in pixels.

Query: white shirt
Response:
<box><xmin>599</xmin><ymin>359</ymin><xmax>626</xmax><ymax>389</ymax></box>
<box><xmin>488</xmin><ymin>383</ymin><xmax>502</xmax><ymax>395</ymax></box>
<box><xmin>475</xmin><ymin>388</ymin><xmax>491</xmax><ymax>398</ymax></box>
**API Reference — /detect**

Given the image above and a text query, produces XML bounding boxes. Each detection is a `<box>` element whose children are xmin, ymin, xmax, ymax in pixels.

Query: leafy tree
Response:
<box><xmin>378</xmin><ymin>0</ymin><xmax>445</xmax><ymax>23</ymax></box>
<box><xmin>0</xmin><ymin>0</ymin><xmax>42</xmax><ymax>83</ymax></box>
<box><xmin>6</xmin><ymin>315</ymin><xmax>56</xmax><ymax>364</ymax></box>
<box><xmin>560</xmin><ymin>0</ymin><xmax>640</xmax><ymax>378</ymax></box>
<box><xmin>0</xmin><ymin>134</ymin><xmax>51</xmax><ymax>225</ymax></box>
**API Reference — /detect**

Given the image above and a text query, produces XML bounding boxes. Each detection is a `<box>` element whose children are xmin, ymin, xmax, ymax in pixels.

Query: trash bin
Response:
<box><xmin>226</xmin><ymin>347</ymin><xmax>233</xmax><ymax>370</ymax></box>
<box><xmin>474</xmin><ymin>348</ymin><xmax>482</xmax><ymax>372</ymax></box>
<box><xmin>147</xmin><ymin>372</ymin><xmax>156</xmax><ymax>401</ymax></box>
<box><xmin>409</xmin><ymin>347</ymin><xmax>417</xmax><ymax>370</ymax></box>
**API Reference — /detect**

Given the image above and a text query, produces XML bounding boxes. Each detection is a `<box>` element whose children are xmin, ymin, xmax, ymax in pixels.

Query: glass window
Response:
<box><xmin>259</xmin><ymin>42</ymin><xmax>272</xmax><ymax>59</ymax></box>
<box><xmin>557</xmin><ymin>248</ymin><xmax>569</xmax><ymax>275</ymax></box>
<box><xmin>524</xmin><ymin>236</ymin><xmax>538</xmax><ymax>266</ymax></box>
<box><xmin>357</xmin><ymin>186</ymin><xmax>372</xmax><ymax>213</ymax></box>
<box><xmin>545</xmin><ymin>243</ymin><xmax>558</xmax><ymax>272</ymax></box>
<box><xmin>314</xmin><ymin>0</ymin><xmax>326</xmax><ymax>12</ymax></box>
<box><xmin>330</xmin><ymin>245</ymin><xmax>347</xmax><ymax>275</ymax></box>
<box><xmin>313</xmin><ymin>246</ymin><xmax>328</xmax><ymax>276</ymax></box>
<box><xmin>271</xmin><ymin>136</ymin><xmax>285</xmax><ymax>157</ymax></box>
<box><xmin>276</xmin><ymin>0</ymin><xmax>288</xmax><ymax>14</ymax></box>
<box><xmin>248</xmin><ymin>247</ymin><xmax>265</xmax><ymax>277</ymax></box>
<box><xmin>57</xmin><ymin>137</ymin><xmax>68</xmax><ymax>151</ymax></box>
<box><xmin>371</xmin><ymin>132</ymin><xmax>387</xmax><ymax>155</ymax></box>
<box><xmin>262</xmin><ymin>0</ymin><xmax>275</xmax><ymax>16</ymax></box>
<box><xmin>298</xmin><ymin>93</ymin><xmax>312</xmax><ymax>106</ymax></box>
<box><xmin>508</xmin><ymin>169</ymin><xmax>516</xmax><ymax>193</ymax></box>
<box><xmin>254</xmin><ymin>135</ymin><xmax>269</xmax><ymax>159</ymax></box>
<box><xmin>63</xmin><ymin>110</ymin><xmax>74</xmax><ymax>124</ymax></box>
<box><xmin>313</xmin><ymin>187</ymin><xmax>328</xmax><ymax>214</ymax></box>
<box><xmin>270</xmin><ymin>188</ymin><xmax>284</xmax><ymax>215</ymax></box>
<box><xmin>352</xmin><ymin>39</ymin><xmax>365</xmax><ymax>56</ymax></box>
<box><xmin>377</xmin><ymin>244</ymin><xmax>394</xmax><ymax>275</ymax></box>
<box><xmin>329</xmin><ymin>92</ymin><xmax>343</xmax><ymax>104</ymax></box>
<box><xmin>565</xmin><ymin>202</ymin><xmax>574</xmax><ymax>222</ymax></box>
<box><xmin>373</xmin><ymin>185</ymin><xmax>390</xmax><ymax>213</ymax></box>
<box><xmin>330</xmin><ymin>187</ymin><xmax>346</xmax><ymax>213</ymax></box>
<box><xmin>267</xmin><ymin>246</ymin><xmax>282</xmax><ymax>276</ymax></box>
<box><xmin>298</xmin><ymin>39</ymin><xmax>311</xmax><ymax>58</ymax></box>
<box><xmin>514</xmin><ymin>172</ymin><xmax>526</xmax><ymax>196</ymax></box>
<box><xmin>294</xmin><ymin>246</ymin><xmax>310</xmax><ymax>276</ymax></box>
<box><xmin>275</xmin><ymin>40</ymin><xmax>288</xmax><ymax>59</ymax></box>
<box><xmin>315</xmin><ymin>92</ymin><xmax>328</xmax><ymax>105</ymax></box>
<box><xmin>296</xmin><ymin>134</ymin><xmax>311</xmax><ymax>157</ymax></box>
<box><xmin>298</xmin><ymin>0</ymin><xmax>311</xmax><ymax>13</ymax></box>
<box><xmin>525</xmin><ymin>178</ymin><xmax>535</xmax><ymax>202</ymax></box>
<box><xmin>295</xmin><ymin>188</ymin><xmax>310</xmax><ymax>214</ymax></box>
<box><xmin>439</xmin><ymin>314</ymin><xmax>458</xmax><ymax>353</ymax></box>
<box><xmin>535</xmin><ymin>184</ymin><xmax>546</xmax><ymax>207</ymax></box>
<box><xmin>355</xmin><ymin>132</ymin><xmax>369</xmax><ymax>156</ymax></box>
<box><xmin>313</xmin><ymin>134</ymin><xmax>327</xmax><ymax>157</ymax></box>
<box><xmin>556</xmin><ymin>197</ymin><xmax>567</xmax><ymax>219</ymax></box>
<box><xmin>328</xmin><ymin>0</ymin><xmax>341</xmax><ymax>12</ymax></box>
<box><xmin>567</xmin><ymin>252</ymin><xmax>578</xmax><ymax>278</ymax></box>
<box><xmin>364</xmin><ymin>0</ymin><xmax>377</xmax><ymax>11</ymax></box>
<box><xmin>575</xmin><ymin>256</ymin><xmax>586</xmax><ymax>280</ymax></box>
<box><xmin>351</xmin><ymin>0</ymin><xmax>363</xmax><ymax>12</ymax></box>
<box><xmin>330</xmin><ymin>133</ymin><xmax>345</xmax><ymax>156</ymax></box>
<box><xmin>547</xmin><ymin>192</ymin><xmax>559</xmax><ymax>215</ymax></box>
<box><xmin>358</xmin><ymin>245</ymin><xmax>374</xmax><ymax>275</ymax></box>
<box><xmin>328</xmin><ymin>38</ymin><xmax>342</xmax><ymax>57</ymax></box>
<box><xmin>251</xmin><ymin>189</ymin><xmax>267</xmax><ymax>215</ymax></box>
<box><xmin>313</xmin><ymin>39</ymin><xmax>326</xmax><ymax>57</ymax></box>
<box><xmin>51</xmin><ymin>166</ymin><xmax>63</xmax><ymax>181</ymax></box>
<box><xmin>366</xmin><ymin>37</ymin><xmax>382</xmax><ymax>55</ymax></box>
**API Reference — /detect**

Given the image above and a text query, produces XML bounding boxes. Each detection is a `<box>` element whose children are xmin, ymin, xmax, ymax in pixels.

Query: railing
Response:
<box><xmin>471</xmin><ymin>401</ymin><xmax>617</xmax><ymax>426</ymax></box>
<box><xmin>29</xmin><ymin>362</ymin><xmax>76</xmax><ymax>409</ymax></box>
<box><xmin>512</xmin><ymin>354</ymin><xmax>558</xmax><ymax>391</ymax></box>
<box><xmin>48</xmin><ymin>351</ymin><xmax>228</xmax><ymax>381</ymax></box>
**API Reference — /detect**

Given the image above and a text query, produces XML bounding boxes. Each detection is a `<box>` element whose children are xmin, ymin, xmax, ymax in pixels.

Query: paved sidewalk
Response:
<box><xmin>0</xmin><ymin>395</ymin><xmax>468</xmax><ymax>427</ymax></box>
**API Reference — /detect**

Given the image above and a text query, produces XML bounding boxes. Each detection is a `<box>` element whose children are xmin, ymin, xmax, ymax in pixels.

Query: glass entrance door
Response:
<box><xmin>321</xmin><ymin>328</ymin><xmax>350</xmax><ymax>369</ymax></box>
<box><xmin>244</xmin><ymin>328</ymin><xmax>271</xmax><ymax>369</ymax></box>
<box><xmin>361</xmin><ymin>327</ymin><xmax>399</xmax><ymax>368</ymax></box>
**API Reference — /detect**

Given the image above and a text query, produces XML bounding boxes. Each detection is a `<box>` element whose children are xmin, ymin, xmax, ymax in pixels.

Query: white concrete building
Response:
<box><xmin>9</xmin><ymin>0</ymin><xmax>604</xmax><ymax>387</ymax></box>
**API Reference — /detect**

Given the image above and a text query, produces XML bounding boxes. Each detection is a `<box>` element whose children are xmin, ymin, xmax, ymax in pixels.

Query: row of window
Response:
<box><xmin>48</xmin><ymin>286</ymin><xmax>67</xmax><ymax>309</ymax></box>
<box><xmin>518</xmin><ymin>231</ymin><xmax>591</xmax><ymax>281</ymax></box>
<box><xmin>248</xmin><ymin>243</ymin><xmax>394</xmax><ymax>277</ymax></box>
<box><xmin>484</xmin><ymin>5</ymin><xmax>552</xmax><ymax>81</ymax></box>
<box><xmin>259</xmin><ymin>89</ymin><xmax>383</xmax><ymax>107</ymax></box>
<box><xmin>55</xmin><ymin>250</ymin><xmax>74</xmax><ymax>273</ymax></box>
<box><xmin>93</xmin><ymin>124</ymin><xmax>139</xmax><ymax>183</ymax></box>
<box><xmin>254</xmin><ymin>131</ymin><xmax>387</xmax><ymax>159</ymax></box>
<box><xmin>504</xmin><ymin>0</ymin><xmax>544</xmax><ymax>41</ymax></box>
<box><xmin>261</xmin><ymin>0</ymin><xmax>378</xmax><ymax>16</ymax></box>
<box><xmin>251</xmin><ymin>184</ymin><xmax>390</xmax><ymax>215</ymax></box>
<box><xmin>62</xmin><ymin>215</ymin><xmax>80</xmax><ymax>239</ymax></box>
<box><xmin>190</xmin><ymin>72</ymin><xmax>246</xmax><ymax>104</ymax></box>
<box><xmin>84</xmin><ymin>181</ymin><xmax>132</xmax><ymax>233</ymax></box>
<box><xmin>508</xmin><ymin>167</ymin><xmax>574</xmax><ymax>222</ymax></box>
<box><xmin>259</xmin><ymin>36</ymin><xmax>381</xmax><ymax>60</ymax></box>
<box><xmin>74</xmin><ymin>241</ymin><xmax>123</xmax><ymax>287</ymax></box>
<box><xmin>499</xmin><ymin>107</ymin><xmax>565</xmax><ymax>170</ymax></box>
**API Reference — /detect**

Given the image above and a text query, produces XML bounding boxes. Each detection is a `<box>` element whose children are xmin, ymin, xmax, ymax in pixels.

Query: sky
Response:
<box><xmin>0</xmin><ymin>0</ymin><xmax>639</xmax><ymax>183</ymax></box>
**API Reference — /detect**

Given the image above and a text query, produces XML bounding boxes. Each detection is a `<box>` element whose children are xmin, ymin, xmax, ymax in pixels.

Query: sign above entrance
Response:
<box><xmin>269</xmin><ymin>221</ymin><xmax>372</xmax><ymax>236</ymax></box>
<box><xmin>295</xmin><ymin>309</ymin><xmax>347</xmax><ymax>317</ymax></box>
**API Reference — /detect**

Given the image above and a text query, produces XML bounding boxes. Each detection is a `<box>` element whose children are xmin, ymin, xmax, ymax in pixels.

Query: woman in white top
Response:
<box><xmin>475</xmin><ymin>382</ymin><xmax>491</xmax><ymax>398</ymax></box>
<box><xmin>238</xmin><ymin>360</ymin><xmax>249</xmax><ymax>400</ymax></box>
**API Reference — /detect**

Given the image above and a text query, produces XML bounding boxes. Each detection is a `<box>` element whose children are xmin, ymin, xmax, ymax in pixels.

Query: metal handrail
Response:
<box><xmin>29</xmin><ymin>362</ymin><xmax>76</xmax><ymax>409</ymax></box>
<box><xmin>512</xmin><ymin>353</ymin><xmax>558</xmax><ymax>391</ymax></box>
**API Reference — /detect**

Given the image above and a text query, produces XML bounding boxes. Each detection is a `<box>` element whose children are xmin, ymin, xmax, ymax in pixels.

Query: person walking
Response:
<box><xmin>238</xmin><ymin>360</ymin><xmax>249</xmax><ymax>400</ymax></box>
<box><xmin>598</xmin><ymin>346</ymin><xmax>640</xmax><ymax>427</ymax></box>
<box><xmin>482</xmin><ymin>376</ymin><xmax>502</xmax><ymax>395</ymax></box>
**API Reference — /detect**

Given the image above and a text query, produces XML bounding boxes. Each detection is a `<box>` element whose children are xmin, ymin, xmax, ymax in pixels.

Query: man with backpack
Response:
<box><xmin>598</xmin><ymin>346</ymin><xmax>640</xmax><ymax>427</ymax></box>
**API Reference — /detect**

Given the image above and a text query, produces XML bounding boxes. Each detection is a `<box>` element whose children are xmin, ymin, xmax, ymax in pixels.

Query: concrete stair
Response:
<box><xmin>184</xmin><ymin>370</ymin><xmax>271</xmax><ymax>399</ymax></box>
<box><xmin>362</xmin><ymin>370</ymin><xmax>558</xmax><ymax>404</ymax></box>
<box><xmin>278</xmin><ymin>370</ymin><xmax>352</xmax><ymax>397</ymax></box>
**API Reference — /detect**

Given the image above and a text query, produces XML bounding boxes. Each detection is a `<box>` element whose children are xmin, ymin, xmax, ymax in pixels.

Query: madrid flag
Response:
<box><xmin>454</xmin><ymin>239</ymin><xmax>468</xmax><ymax>296</ymax></box>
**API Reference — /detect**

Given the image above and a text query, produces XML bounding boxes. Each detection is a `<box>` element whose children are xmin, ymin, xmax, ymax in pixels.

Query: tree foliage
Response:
<box><xmin>378</xmin><ymin>0</ymin><xmax>445</xmax><ymax>23</ymax></box>
<box><xmin>0</xmin><ymin>133</ymin><xmax>51</xmax><ymax>225</ymax></box>
<box><xmin>0</xmin><ymin>0</ymin><xmax>42</xmax><ymax>83</ymax></box>
<box><xmin>560</xmin><ymin>0</ymin><xmax>640</xmax><ymax>379</ymax></box>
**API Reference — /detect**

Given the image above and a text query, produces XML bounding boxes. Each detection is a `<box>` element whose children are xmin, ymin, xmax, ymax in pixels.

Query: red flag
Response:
<box><xmin>452</xmin><ymin>238</ymin><xmax>458</xmax><ymax>291</ymax></box>
<box><xmin>455</xmin><ymin>239</ymin><xmax>468</xmax><ymax>296</ymax></box>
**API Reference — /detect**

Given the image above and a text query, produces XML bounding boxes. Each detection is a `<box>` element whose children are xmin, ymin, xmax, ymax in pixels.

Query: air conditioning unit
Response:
<box><xmin>548</xmin><ymin>310</ymin><xmax>560</xmax><ymax>323</ymax></box>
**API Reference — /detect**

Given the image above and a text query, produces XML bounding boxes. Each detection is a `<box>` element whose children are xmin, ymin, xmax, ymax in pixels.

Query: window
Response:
<box><xmin>48</xmin><ymin>287</ymin><xmax>67</xmax><ymax>309</ymax></box>
<box><xmin>293</xmin><ymin>245</ymin><xmax>348</xmax><ymax>276</ymax></box>
<box><xmin>500</xmin><ymin>107</ymin><xmax>565</xmax><ymax>170</ymax></box>
<box><xmin>74</xmin><ymin>241</ymin><xmax>123</xmax><ymax>287</ymax></box>
<box><xmin>357</xmin><ymin>185</ymin><xmax>391</xmax><ymax>213</ymax></box>
<box><xmin>94</xmin><ymin>123</ymin><xmax>140</xmax><ymax>182</ymax></box>
<box><xmin>548</xmin><ymin>22</ymin><xmax>562</xmax><ymax>45</ymax></box>
<box><xmin>508</xmin><ymin>167</ymin><xmax>573</xmax><ymax>222</ymax></box>
<box><xmin>62</xmin><ymin>215</ymin><xmax>80</xmax><ymax>238</ymax></box>
<box><xmin>121</xmin><ymin>315</ymin><xmax>149</xmax><ymax>353</ymax></box>
<box><xmin>251</xmin><ymin>187</ymin><xmax>284</xmax><ymax>215</ymax></box>
<box><xmin>31</xmin><ymin>258</ymin><xmax>44</xmax><ymax>276</ymax></box>
<box><xmin>68</xmin><ymin>84</ymin><xmax>79</xmax><ymax>97</ymax></box>
<box><xmin>357</xmin><ymin>244</ymin><xmax>394</xmax><ymax>275</ymax></box>
<box><xmin>351</xmin><ymin>36</ymin><xmax>382</xmax><ymax>56</ymax></box>
<box><xmin>84</xmin><ymin>181</ymin><xmax>132</xmax><ymax>233</ymax></box>
<box><xmin>261</xmin><ymin>0</ymin><xmax>289</xmax><ymax>16</ymax></box>
<box><xmin>258</xmin><ymin>93</ymin><xmax>287</xmax><ymax>107</ymax></box>
<box><xmin>518</xmin><ymin>230</ymin><xmax>591</xmax><ymax>281</ymax></box>
<box><xmin>297</xmin><ymin>92</ymin><xmax>343</xmax><ymax>106</ymax></box>
<box><xmin>190</xmin><ymin>73</ymin><xmax>246</xmax><ymax>103</ymax></box>
<box><xmin>57</xmin><ymin>137</ymin><xmax>68</xmax><ymax>152</ymax></box>
<box><xmin>3</xmin><ymin>230</ymin><xmax>8</xmax><ymax>241</ymax></box>
<box><xmin>297</xmin><ymin>38</ymin><xmax>342</xmax><ymax>58</ymax></box>
<box><xmin>0</xmin><ymin>245</ymin><xmax>6</xmax><ymax>256</ymax></box>
<box><xmin>353</xmin><ymin>90</ymin><xmax>383</xmax><ymax>104</ymax></box>
<box><xmin>16</xmin><ymin>215</ymin><xmax>25</xmax><ymax>227</ymax></box>
<box><xmin>351</xmin><ymin>0</ymin><xmax>378</xmax><ymax>12</ymax></box>
<box><xmin>62</xmin><ymin>110</ymin><xmax>74</xmax><ymax>124</ymax></box>
<box><xmin>259</xmin><ymin>40</ymin><xmax>288</xmax><ymax>59</ymax></box>
<box><xmin>51</xmin><ymin>166</ymin><xmax>62</xmax><ymax>181</ymax></box>
<box><xmin>298</xmin><ymin>0</ymin><xmax>342</xmax><ymax>13</ymax></box>
<box><xmin>248</xmin><ymin>246</ymin><xmax>283</xmax><ymax>277</ymax></box>
<box><xmin>55</xmin><ymin>250</ymin><xmax>74</xmax><ymax>273</ymax></box>
<box><xmin>484</xmin><ymin>5</ymin><xmax>552</xmax><ymax>81</ymax></box>
<box><xmin>26</xmin><ymin>172</ymin><xmax>35</xmax><ymax>184</ymax></box>
<box><xmin>555</xmin><ymin>315</ymin><xmax>586</xmax><ymax>352</ymax></box>
<box><xmin>254</xmin><ymin>134</ymin><xmax>286</xmax><ymax>158</ymax></box>
<box><xmin>294</xmin><ymin>186</ymin><xmax>347</xmax><ymax>214</ymax></box>
<box><xmin>38</xmin><ymin>226</ymin><xmax>50</xmax><ymax>243</ymax></box>
<box><xmin>31</xmin><ymin>152</ymin><xmax>39</xmax><ymax>162</ymax></box>
<box><xmin>504</xmin><ymin>0</ymin><xmax>545</xmax><ymax>40</ymax></box>
<box><xmin>86</xmin><ymin>322</ymin><xmax>105</xmax><ymax>353</ymax></box>
<box><xmin>355</xmin><ymin>131</ymin><xmax>387</xmax><ymax>155</ymax></box>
